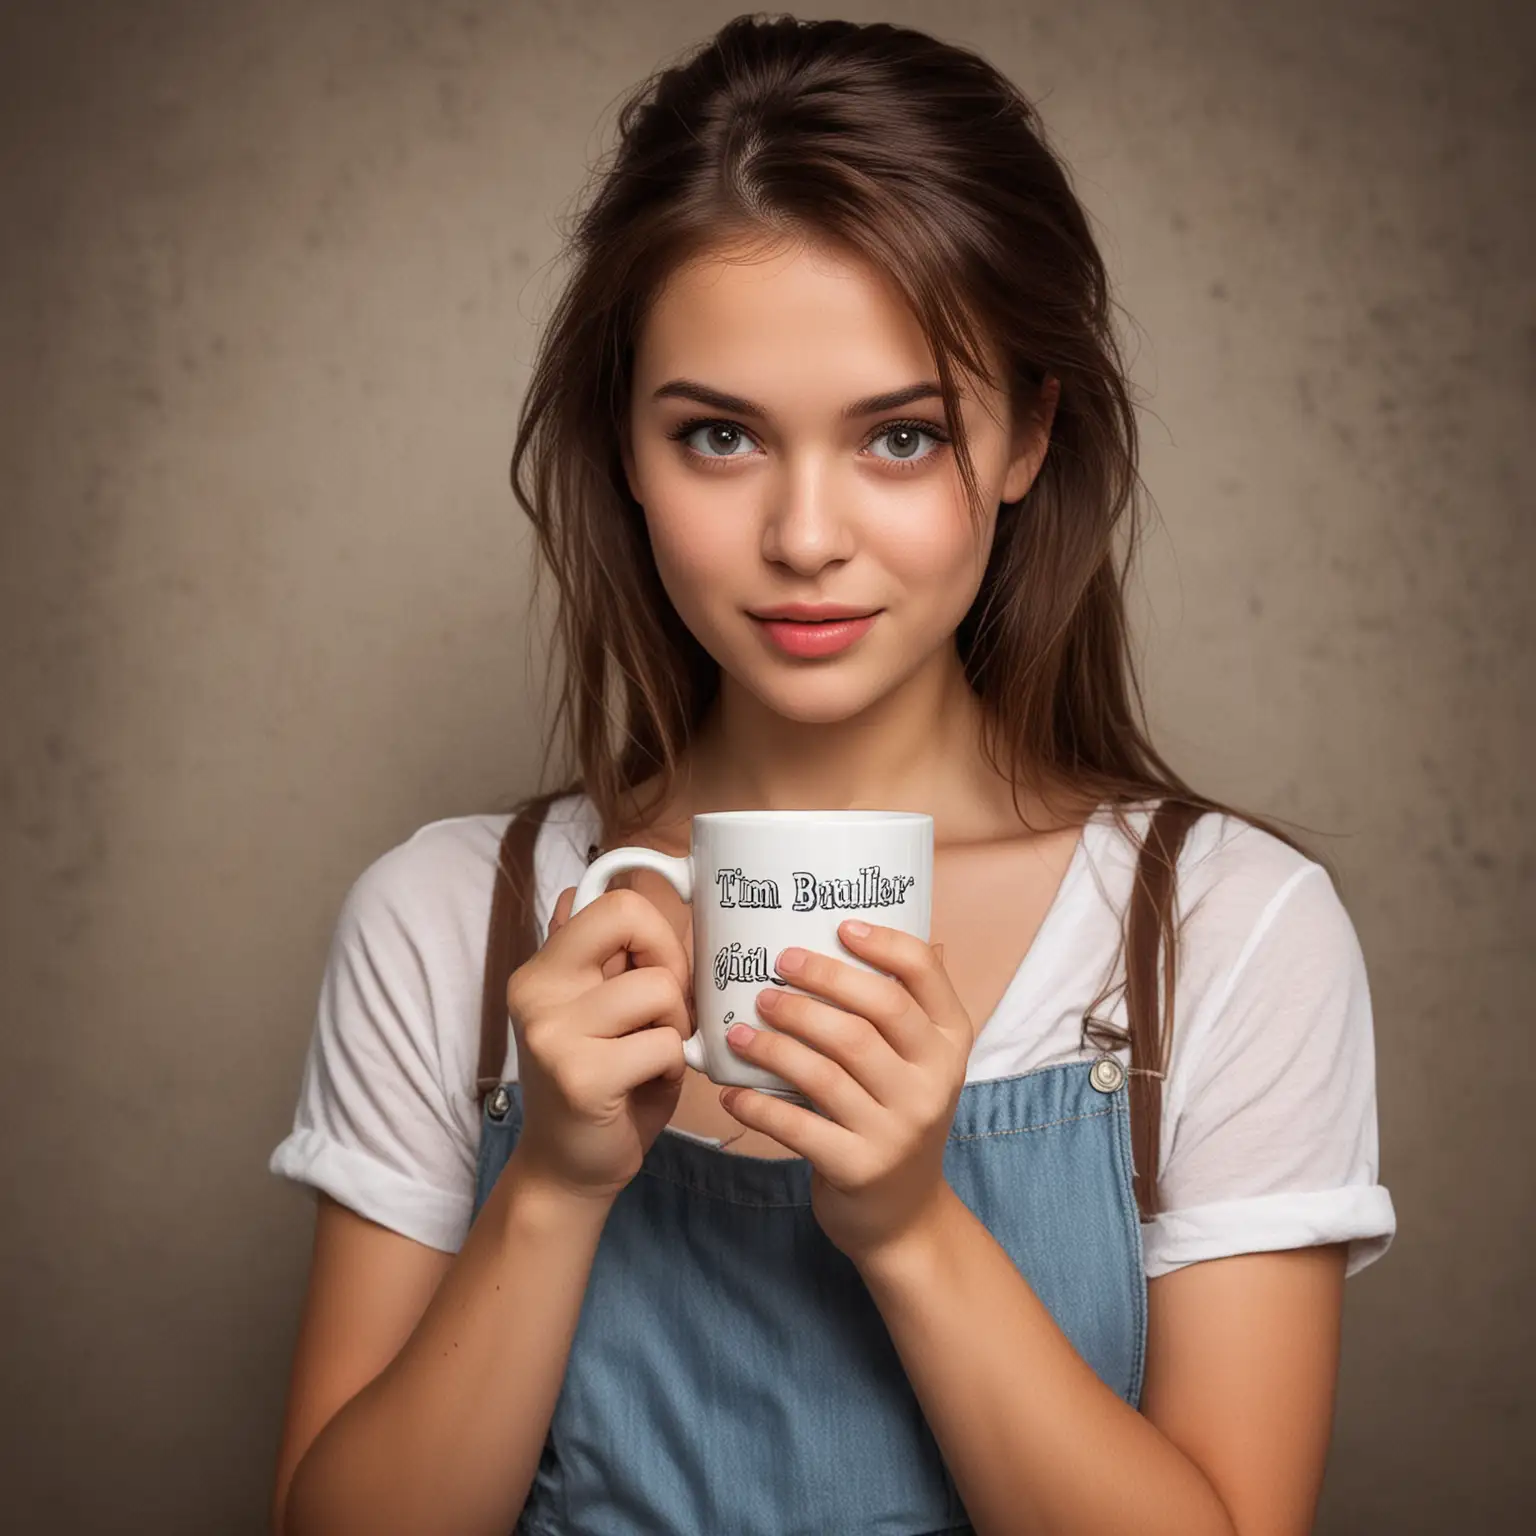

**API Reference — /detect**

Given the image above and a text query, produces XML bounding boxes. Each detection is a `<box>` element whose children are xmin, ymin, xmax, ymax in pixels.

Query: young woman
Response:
<box><xmin>268</xmin><ymin>17</ymin><xmax>1395</xmax><ymax>1536</ymax></box>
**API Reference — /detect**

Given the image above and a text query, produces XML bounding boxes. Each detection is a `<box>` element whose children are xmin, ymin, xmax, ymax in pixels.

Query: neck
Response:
<box><xmin>647</xmin><ymin>646</ymin><xmax>1084</xmax><ymax>844</ymax></box>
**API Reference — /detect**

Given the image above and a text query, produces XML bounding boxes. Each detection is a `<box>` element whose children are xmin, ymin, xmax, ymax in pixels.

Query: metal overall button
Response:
<box><xmin>487</xmin><ymin>1085</ymin><xmax>512</xmax><ymax>1121</ymax></box>
<box><xmin>1089</xmin><ymin>1055</ymin><xmax>1126</xmax><ymax>1093</ymax></box>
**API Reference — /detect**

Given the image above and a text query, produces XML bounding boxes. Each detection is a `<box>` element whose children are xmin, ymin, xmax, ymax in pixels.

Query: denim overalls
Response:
<box><xmin>470</xmin><ymin>1054</ymin><xmax>1146</xmax><ymax>1536</ymax></box>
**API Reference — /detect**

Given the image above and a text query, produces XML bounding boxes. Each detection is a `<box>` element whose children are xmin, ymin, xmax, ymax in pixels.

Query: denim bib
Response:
<box><xmin>470</xmin><ymin>1058</ymin><xmax>1146</xmax><ymax>1535</ymax></box>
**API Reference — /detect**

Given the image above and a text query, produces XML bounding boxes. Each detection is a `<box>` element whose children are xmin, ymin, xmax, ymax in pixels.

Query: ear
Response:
<box><xmin>999</xmin><ymin>375</ymin><xmax>1060</xmax><ymax>504</ymax></box>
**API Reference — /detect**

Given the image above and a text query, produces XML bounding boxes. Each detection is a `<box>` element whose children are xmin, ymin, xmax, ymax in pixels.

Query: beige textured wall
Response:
<box><xmin>3</xmin><ymin>1</ymin><xmax>1530</xmax><ymax>1530</ymax></box>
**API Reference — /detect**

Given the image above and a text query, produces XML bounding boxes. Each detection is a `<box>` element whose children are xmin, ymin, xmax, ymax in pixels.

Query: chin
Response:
<box><xmin>756</xmin><ymin>689</ymin><xmax>879</xmax><ymax>726</ymax></box>
<box><xmin>731</xmin><ymin>655</ymin><xmax>896</xmax><ymax>724</ymax></box>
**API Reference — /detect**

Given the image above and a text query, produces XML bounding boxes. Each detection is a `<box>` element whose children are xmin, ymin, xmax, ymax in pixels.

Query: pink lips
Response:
<box><xmin>752</xmin><ymin>614</ymin><xmax>878</xmax><ymax>658</ymax></box>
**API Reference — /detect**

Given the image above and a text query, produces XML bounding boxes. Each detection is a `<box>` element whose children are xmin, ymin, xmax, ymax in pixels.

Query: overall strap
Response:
<box><xmin>475</xmin><ymin>798</ymin><xmax>557</xmax><ymax>1106</ymax></box>
<box><xmin>1122</xmin><ymin>797</ymin><xmax>1205</xmax><ymax>1219</ymax></box>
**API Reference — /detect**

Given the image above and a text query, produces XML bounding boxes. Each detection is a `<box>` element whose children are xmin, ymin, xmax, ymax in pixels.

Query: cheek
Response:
<box><xmin>632</xmin><ymin>444</ymin><xmax>714</xmax><ymax>564</ymax></box>
<box><xmin>642</xmin><ymin>495</ymin><xmax>747</xmax><ymax>616</ymax></box>
<box><xmin>877</xmin><ymin>495</ymin><xmax>990</xmax><ymax>591</ymax></box>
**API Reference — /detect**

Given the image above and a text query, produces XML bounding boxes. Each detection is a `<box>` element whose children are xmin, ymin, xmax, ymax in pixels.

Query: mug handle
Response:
<box><xmin>571</xmin><ymin>847</ymin><xmax>706</xmax><ymax>1073</ymax></box>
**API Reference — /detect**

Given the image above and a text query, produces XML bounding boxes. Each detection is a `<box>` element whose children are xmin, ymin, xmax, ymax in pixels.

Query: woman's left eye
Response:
<box><xmin>866</xmin><ymin>422</ymin><xmax>947</xmax><ymax>465</ymax></box>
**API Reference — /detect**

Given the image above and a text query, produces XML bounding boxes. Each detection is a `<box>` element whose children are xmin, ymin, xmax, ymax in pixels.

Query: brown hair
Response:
<box><xmin>495</xmin><ymin>15</ymin><xmax>1330</xmax><ymax>1216</ymax></box>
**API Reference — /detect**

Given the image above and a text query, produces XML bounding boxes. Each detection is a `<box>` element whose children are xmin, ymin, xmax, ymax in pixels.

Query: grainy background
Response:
<box><xmin>2</xmin><ymin>1</ymin><xmax>1531</xmax><ymax>1530</ymax></box>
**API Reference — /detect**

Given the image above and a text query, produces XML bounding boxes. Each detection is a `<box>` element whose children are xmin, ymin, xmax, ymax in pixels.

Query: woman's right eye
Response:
<box><xmin>670</xmin><ymin>419</ymin><xmax>760</xmax><ymax>460</ymax></box>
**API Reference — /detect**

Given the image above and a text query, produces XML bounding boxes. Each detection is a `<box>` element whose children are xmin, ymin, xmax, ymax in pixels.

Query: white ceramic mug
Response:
<box><xmin>571</xmin><ymin>810</ymin><xmax>933</xmax><ymax>1106</ymax></box>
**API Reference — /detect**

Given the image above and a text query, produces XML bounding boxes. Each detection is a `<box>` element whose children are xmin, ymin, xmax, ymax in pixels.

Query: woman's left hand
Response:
<box><xmin>721</xmin><ymin>922</ymin><xmax>975</xmax><ymax>1268</ymax></box>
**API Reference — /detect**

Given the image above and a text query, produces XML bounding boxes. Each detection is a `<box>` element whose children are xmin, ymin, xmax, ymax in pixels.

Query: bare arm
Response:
<box><xmin>856</xmin><ymin>1182</ymin><xmax>1347</xmax><ymax>1536</ymax></box>
<box><xmin>273</xmin><ymin>1164</ymin><xmax>616</xmax><ymax>1536</ymax></box>
<box><xmin>273</xmin><ymin>879</ymin><xmax>691</xmax><ymax>1533</ymax></box>
<box><xmin>1139</xmin><ymin>1243</ymin><xmax>1347</xmax><ymax>1535</ymax></box>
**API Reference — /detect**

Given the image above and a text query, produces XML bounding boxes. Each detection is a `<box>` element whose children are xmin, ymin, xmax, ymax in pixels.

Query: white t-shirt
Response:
<box><xmin>269</xmin><ymin>793</ymin><xmax>1396</xmax><ymax>1279</ymax></box>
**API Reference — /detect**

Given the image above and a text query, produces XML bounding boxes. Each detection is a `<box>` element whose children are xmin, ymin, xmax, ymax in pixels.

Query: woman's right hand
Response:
<box><xmin>504</xmin><ymin>883</ymin><xmax>695</xmax><ymax>1204</ymax></box>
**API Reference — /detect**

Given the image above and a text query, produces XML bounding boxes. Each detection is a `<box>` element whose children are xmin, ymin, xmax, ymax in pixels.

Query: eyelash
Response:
<box><xmin>664</xmin><ymin>415</ymin><xmax>952</xmax><ymax>472</ymax></box>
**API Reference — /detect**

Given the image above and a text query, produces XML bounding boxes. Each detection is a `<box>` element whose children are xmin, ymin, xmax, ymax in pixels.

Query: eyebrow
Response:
<box><xmin>650</xmin><ymin>378</ymin><xmax>945</xmax><ymax>421</ymax></box>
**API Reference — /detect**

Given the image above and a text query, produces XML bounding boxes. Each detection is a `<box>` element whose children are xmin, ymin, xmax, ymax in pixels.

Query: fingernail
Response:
<box><xmin>842</xmin><ymin>919</ymin><xmax>871</xmax><ymax>938</ymax></box>
<box><xmin>776</xmin><ymin>947</ymin><xmax>805</xmax><ymax>973</ymax></box>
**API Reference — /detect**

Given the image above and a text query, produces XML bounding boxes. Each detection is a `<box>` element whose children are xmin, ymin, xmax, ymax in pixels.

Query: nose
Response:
<box><xmin>759</xmin><ymin>457</ymin><xmax>855</xmax><ymax>575</ymax></box>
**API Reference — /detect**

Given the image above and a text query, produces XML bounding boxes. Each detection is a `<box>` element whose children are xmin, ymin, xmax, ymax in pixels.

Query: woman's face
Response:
<box><xmin>623</xmin><ymin>235</ymin><xmax>1054</xmax><ymax>725</ymax></box>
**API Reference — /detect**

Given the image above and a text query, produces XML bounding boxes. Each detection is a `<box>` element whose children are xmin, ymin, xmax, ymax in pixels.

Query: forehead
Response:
<box><xmin>635</xmin><ymin>236</ymin><xmax>945</xmax><ymax>392</ymax></box>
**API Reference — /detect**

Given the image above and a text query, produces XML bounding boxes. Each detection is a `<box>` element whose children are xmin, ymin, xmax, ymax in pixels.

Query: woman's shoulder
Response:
<box><xmin>316</xmin><ymin>796</ymin><xmax>597</xmax><ymax>1071</ymax></box>
<box><xmin>344</xmin><ymin>791</ymin><xmax>600</xmax><ymax>934</ymax></box>
<box><xmin>336</xmin><ymin>810</ymin><xmax>510</xmax><ymax>954</ymax></box>
<box><xmin>1074</xmin><ymin>796</ymin><xmax>1360</xmax><ymax>1026</ymax></box>
<box><xmin>1085</xmin><ymin>796</ymin><xmax>1337</xmax><ymax>924</ymax></box>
